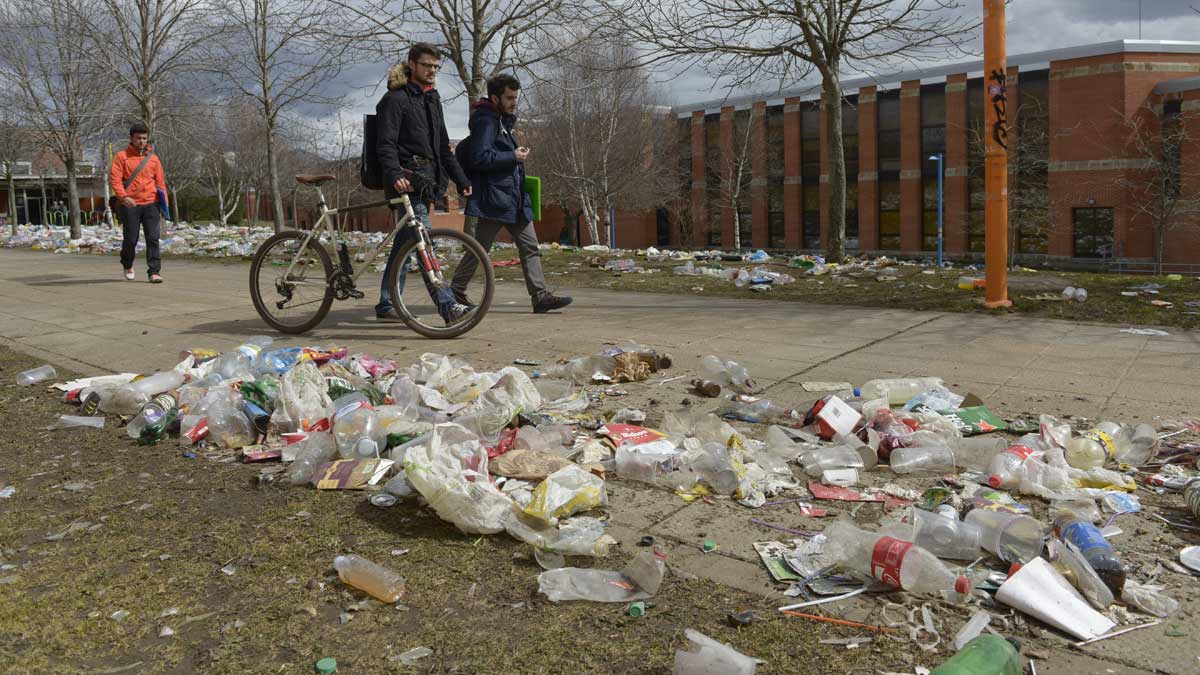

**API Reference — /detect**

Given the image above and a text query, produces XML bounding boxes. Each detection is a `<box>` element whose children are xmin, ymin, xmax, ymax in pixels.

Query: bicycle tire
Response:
<box><xmin>249</xmin><ymin>230</ymin><xmax>335</xmax><ymax>334</ymax></box>
<box><xmin>387</xmin><ymin>227</ymin><xmax>494</xmax><ymax>339</ymax></box>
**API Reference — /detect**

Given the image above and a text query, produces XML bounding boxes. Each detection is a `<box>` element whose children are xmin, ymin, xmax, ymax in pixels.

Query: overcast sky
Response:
<box><xmin>331</xmin><ymin>0</ymin><xmax>1200</xmax><ymax>140</ymax></box>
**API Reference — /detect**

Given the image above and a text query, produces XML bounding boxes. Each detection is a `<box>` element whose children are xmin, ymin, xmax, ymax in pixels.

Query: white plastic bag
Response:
<box><xmin>403</xmin><ymin>426</ymin><xmax>513</xmax><ymax>534</ymax></box>
<box><xmin>522</xmin><ymin>464</ymin><xmax>606</xmax><ymax>526</ymax></box>
<box><xmin>271</xmin><ymin>360</ymin><xmax>332</xmax><ymax>431</ymax></box>
<box><xmin>672</xmin><ymin>629</ymin><xmax>757</xmax><ymax>675</ymax></box>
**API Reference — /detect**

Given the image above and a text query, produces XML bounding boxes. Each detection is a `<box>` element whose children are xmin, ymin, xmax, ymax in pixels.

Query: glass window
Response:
<box><xmin>1015</xmin><ymin>70</ymin><xmax>1050</xmax><ymax>254</ymax></box>
<box><xmin>705</xmin><ymin>114</ymin><xmax>721</xmax><ymax>246</ymax></box>
<box><xmin>803</xmin><ymin>184</ymin><xmax>820</xmax><ymax>249</ymax></box>
<box><xmin>1073</xmin><ymin>207</ymin><xmax>1113</xmax><ymax>258</ymax></box>
<box><xmin>879</xmin><ymin>176</ymin><xmax>901</xmax><ymax>250</ymax></box>
<box><xmin>967</xmin><ymin>77</ymin><xmax>985</xmax><ymax>252</ymax></box>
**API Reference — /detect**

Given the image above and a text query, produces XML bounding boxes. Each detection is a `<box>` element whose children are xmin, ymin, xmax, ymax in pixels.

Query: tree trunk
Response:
<box><xmin>171</xmin><ymin>187</ymin><xmax>180</xmax><ymax>222</ymax></box>
<box><xmin>732</xmin><ymin>207</ymin><xmax>740</xmax><ymax>250</ymax></box>
<box><xmin>39</xmin><ymin>175</ymin><xmax>47</xmax><ymax>226</ymax></box>
<box><xmin>581</xmin><ymin>197</ymin><xmax>599</xmax><ymax>246</ymax></box>
<box><xmin>823</xmin><ymin>75</ymin><xmax>846</xmax><ymax>263</ymax></box>
<box><xmin>6</xmin><ymin>171</ymin><xmax>15</xmax><ymax>234</ymax></box>
<box><xmin>266</xmin><ymin>126</ymin><xmax>285</xmax><ymax>232</ymax></box>
<box><xmin>1156</xmin><ymin>223</ymin><xmax>1165</xmax><ymax>276</ymax></box>
<box><xmin>66</xmin><ymin>161</ymin><xmax>81</xmax><ymax>239</ymax></box>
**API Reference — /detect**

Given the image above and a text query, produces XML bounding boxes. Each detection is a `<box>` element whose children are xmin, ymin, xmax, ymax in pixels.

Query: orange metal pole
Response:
<box><xmin>983</xmin><ymin>0</ymin><xmax>1011</xmax><ymax>308</ymax></box>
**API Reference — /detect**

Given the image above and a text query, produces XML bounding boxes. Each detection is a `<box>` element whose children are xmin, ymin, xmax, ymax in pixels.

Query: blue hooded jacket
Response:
<box><xmin>464</xmin><ymin>99</ymin><xmax>534</xmax><ymax>224</ymax></box>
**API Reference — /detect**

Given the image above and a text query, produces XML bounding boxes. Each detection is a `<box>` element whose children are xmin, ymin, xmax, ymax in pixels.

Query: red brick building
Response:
<box><xmin>668</xmin><ymin>39</ymin><xmax>1200</xmax><ymax>265</ymax></box>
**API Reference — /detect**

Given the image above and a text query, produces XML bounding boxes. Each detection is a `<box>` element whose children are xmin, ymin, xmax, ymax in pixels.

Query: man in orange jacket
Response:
<box><xmin>110</xmin><ymin>123</ymin><xmax>168</xmax><ymax>282</ymax></box>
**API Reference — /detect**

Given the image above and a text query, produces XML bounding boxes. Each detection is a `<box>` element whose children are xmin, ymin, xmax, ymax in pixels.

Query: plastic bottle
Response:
<box><xmin>691</xmin><ymin>379</ymin><xmax>721</xmax><ymax>398</ymax></box>
<box><xmin>930</xmin><ymin>635</ymin><xmax>1021</xmax><ymax>675</ymax></box>
<box><xmin>331</xmin><ymin>392</ymin><xmax>385</xmax><ymax>459</ymax></box>
<box><xmin>799</xmin><ymin>445</ymin><xmax>868</xmax><ymax>477</ymax></box>
<box><xmin>690</xmin><ymin>442</ymin><xmax>739</xmax><ymax>494</ymax></box>
<box><xmin>986</xmin><ymin>445</ymin><xmax>1035</xmax><ymax>488</ymax></box>
<box><xmin>126</xmin><ymin>393</ymin><xmax>178</xmax><ymax>439</ymax></box>
<box><xmin>333</xmin><ymin>554</ymin><xmax>405</xmax><ymax>603</ymax></box>
<box><xmin>103</xmin><ymin>370</ymin><xmax>187</xmax><ymax>415</ymax></box>
<box><xmin>823</xmin><ymin>520</ymin><xmax>971</xmax><ymax>595</ymax></box>
<box><xmin>1053</xmin><ymin>513</ymin><xmax>1126</xmax><ymax>595</ymax></box>
<box><xmin>206</xmin><ymin>390</ymin><xmax>256</xmax><ymax>449</ymax></box>
<box><xmin>287</xmin><ymin>433</ymin><xmax>339</xmax><ymax>484</ymax></box>
<box><xmin>538</xmin><ymin>567</ymin><xmax>648</xmax><ymax>602</ymax></box>
<box><xmin>211</xmin><ymin>336</ymin><xmax>274</xmax><ymax>379</ymax></box>
<box><xmin>1064</xmin><ymin>428</ymin><xmax>1116</xmax><ymax>469</ymax></box>
<box><xmin>889</xmin><ymin>445</ymin><xmax>956</xmax><ymax>475</ymax></box>
<box><xmin>859</xmin><ymin>377</ymin><xmax>945</xmax><ymax>406</ymax></box>
<box><xmin>17</xmin><ymin>364</ymin><xmax>56</xmax><ymax>386</ymax></box>
<box><xmin>700</xmin><ymin>355</ymin><xmax>756</xmax><ymax>393</ymax></box>
<box><xmin>533</xmin><ymin>355</ymin><xmax>617</xmax><ymax>385</ymax></box>
<box><xmin>964</xmin><ymin>509</ymin><xmax>1044</xmax><ymax>563</ymax></box>
<box><xmin>721</xmin><ymin>397</ymin><xmax>798</xmax><ymax>424</ymax></box>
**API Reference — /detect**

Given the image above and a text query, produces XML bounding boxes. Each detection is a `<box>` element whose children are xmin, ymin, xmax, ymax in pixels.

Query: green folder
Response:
<box><xmin>524</xmin><ymin>175</ymin><xmax>542</xmax><ymax>221</ymax></box>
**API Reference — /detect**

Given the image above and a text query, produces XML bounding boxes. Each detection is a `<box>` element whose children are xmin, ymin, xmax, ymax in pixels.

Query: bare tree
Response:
<box><xmin>524</xmin><ymin>41</ymin><xmax>676</xmax><ymax>246</ymax></box>
<box><xmin>713</xmin><ymin>108</ymin><xmax>757</xmax><ymax>250</ymax></box>
<box><xmin>1117</xmin><ymin>102</ymin><xmax>1200</xmax><ymax>274</ymax></box>
<box><xmin>604</xmin><ymin>0</ymin><xmax>975</xmax><ymax>261</ymax></box>
<box><xmin>0</xmin><ymin>106</ymin><xmax>30</xmax><ymax>233</ymax></box>
<box><xmin>330</xmin><ymin>0</ymin><xmax>596</xmax><ymax>116</ymax></box>
<box><xmin>84</xmin><ymin>0</ymin><xmax>209</xmax><ymax>134</ymax></box>
<box><xmin>205</xmin><ymin>0</ymin><xmax>354</xmax><ymax>232</ymax></box>
<box><xmin>0</xmin><ymin>0</ymin><xmax>117</xmax><ymax>238</ymax></box>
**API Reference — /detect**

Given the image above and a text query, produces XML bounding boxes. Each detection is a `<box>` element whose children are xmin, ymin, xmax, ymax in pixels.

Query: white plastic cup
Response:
<box><xmin>964</xmin><ymin>509</ymin><xmax>1044</xmax><ymax>563</ymax></box>
<box><xmin>912</xmin><ymin>508</ymin><xmax>984</xmax><ymax>560</ymax></box>
<box><xmin>17</xmin><ymin>364</ymin><xmax>56</xmax><ymax>386</ymax></box>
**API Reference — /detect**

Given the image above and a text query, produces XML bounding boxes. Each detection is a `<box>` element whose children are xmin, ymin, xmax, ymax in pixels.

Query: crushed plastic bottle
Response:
<box><xmin>333</xmin><ymin>554</ymin><xmax>405</xmax><ymax>603</ymax></box>
<box><xmin>211</xmin><ymin>336</ymin><xmax>274</xmax><ymax>380</ymax></box>
<box><xmin>103</xmin><ymin>370</ymin><xmax>186</xmax><ymax>415</ymax></box>
<box><xmin>533</xmin><ymin>355</ymin><xmax>618</xmax><ymax>385</ymax></box>
<box><xmin>986</xmin><ymin>444</ymin><xmax>1035</xmax><ymax>488</ymax></box>
<box><xmin>1053</xmin><ymin>513</ymin><xmax>1126</xmax><ymax>596</ymax></box>
<box><xmin>287</xmin><ymin>433</ymin><xmax>339</xmax><ymax>484</ymax></box>
<box><xmin>331</xmin><ymin>392</ymin><xmax>385</xmax><ymax>459</ymax></box>
<box><xmin>823</xmin><ymin>520</ymin><xmax>971</xmax><ymax>596</ymax></box>
<box><xmin>17</xmin><ymin>364</ymin><xmax>56</xmax><ymax>386</ymax></box>
<box><xmin>700</xmin><ymin>355</ymin><xmax>756</xmax><ymax>394</ymax></box>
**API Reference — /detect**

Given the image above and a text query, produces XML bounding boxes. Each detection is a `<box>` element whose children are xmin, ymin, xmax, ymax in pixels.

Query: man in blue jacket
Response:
<box><xmin>451</xmin><ymin>74</ymin><xmax>572</xmax><ymax>314</ymax></box>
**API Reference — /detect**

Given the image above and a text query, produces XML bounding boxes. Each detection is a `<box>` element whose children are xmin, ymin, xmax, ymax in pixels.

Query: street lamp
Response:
<box><xmin>929</xmin><ymin>153</ymin><xmax>944</xmax><ymax>267</ymax></box>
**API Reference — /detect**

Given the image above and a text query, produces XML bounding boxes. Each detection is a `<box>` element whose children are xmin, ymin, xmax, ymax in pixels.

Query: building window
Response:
<box><xmin>843</xmin><ymin>98</ymin><xmax>859</xmax><ymax>250</ymax></box>
<box><xmin>878</xmin><ymin>90</ymin><xmax>901</xmax><ymax>248</ymax></box>
<box><xmin>1073</xmin><ymin>207</ymin><xmax>1113</xmax><ymax>259</ymax></box>
<box><xmin>802</xmin><ymin>103</ymin><xmax>821</xmax><ymax>249</ymax></box>
<box><xmin>1014</xmin><ymin>70</ymin><xmax>1050</xmax><ymax>254</ymax></box>
<box><xmin>967</xmin><ymin>77</ymin><xmax>986</xmax><ymax>252</ymax></box>
<box><xmin>879</xmin><ymin>173</ymin><xmax>901</xmax><ymax>250</ymax></box>
<box><xmin>705</xmin><ymin>113</ymin><xmax>721</xmax><ymax>246</ymax></box>
<box><xmin>921</xmin><ymin>83</ymin><xmax>946</xmax><ymax>251</ymax></box>
<box><xmin>767</xmin><ymin>106</ymin><xmax>785</xmax><ymax>249</ymax></box>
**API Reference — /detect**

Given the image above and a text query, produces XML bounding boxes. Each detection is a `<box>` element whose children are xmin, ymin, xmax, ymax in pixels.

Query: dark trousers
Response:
<box><xmin>119</xmin><ymin>203</ymin><xmax>161</xmax><ymax>274</ymax></box>
<box><xmin>452</xmin><ymin>216</ymin><xmax>547</xmax><ymax>303</ymax></box>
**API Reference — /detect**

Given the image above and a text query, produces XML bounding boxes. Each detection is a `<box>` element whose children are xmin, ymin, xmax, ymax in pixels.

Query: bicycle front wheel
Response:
<box><xmin>249</xmin><ymin>230</ymin><xmax>334</xmax><ymax>334</ymax></box>
<box><xmin>387</xmin><ymin>227</ymin><xmax>494</xmax><ymax>339</ymax></box>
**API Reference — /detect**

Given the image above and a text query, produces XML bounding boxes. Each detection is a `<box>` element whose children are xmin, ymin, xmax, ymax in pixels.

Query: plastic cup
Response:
<box><xmin>911</xmin><ymin>507</ymin><xmax>984</xmax><ymax>560</ymax></box>
<box><xmin>964</xmin><ymin>509</ymin><xmax>1044</xmax><ymax>563</ymax></box>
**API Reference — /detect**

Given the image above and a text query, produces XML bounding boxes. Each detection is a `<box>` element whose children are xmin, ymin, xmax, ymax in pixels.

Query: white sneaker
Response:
<box><xmin>123</xmin><ymin>269</ymin><xmax>135</xmax><ymax>280</ymax></box>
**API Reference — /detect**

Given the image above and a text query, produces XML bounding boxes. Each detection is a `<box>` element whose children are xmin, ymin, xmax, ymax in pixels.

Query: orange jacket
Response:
<box><xmin>110</xmin><ymin>145</ymin><xmax>167</xmax><ymax>206</ymax></box>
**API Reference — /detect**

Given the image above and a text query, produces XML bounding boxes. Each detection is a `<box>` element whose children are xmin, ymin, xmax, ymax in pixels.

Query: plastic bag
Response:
<box><xmin>537</xmin><ymin>567</ymin><xmax>649</xmax><ymax>603</ymax></box>
<box><xmin>403</xmin><ymin>426</ymin><xmax>513</xmax><ymax>534</ymax></box>
<box><xmin>271</xmin><ymin>360</ymin><xmax>333</xmax><ymax>432</ymax></box>
<box><xmin>1121</xmin><ymin>580</ymin><xmax>1179</xmax><ymax>617</ymax></box>
<box><xmin>522</xmin><ymin>464</ymin><xmax>607</xmax><ymax>526</ymax></box>
<box><xmin>673</xmin><ymin>629</ymin><xmax>757</xmax><ymax>675</ymax></box>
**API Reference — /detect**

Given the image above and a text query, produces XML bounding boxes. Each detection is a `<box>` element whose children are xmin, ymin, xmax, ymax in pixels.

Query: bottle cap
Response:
<box><xmin>627</xmin><ymin>601</ymin><xmax>645</xmax><ymax>617</ymax></box>
<box><xmin>315</xmin><ymin>657</ymin><xmax>337</xmax><ymax>673</ymax></box>
<box><xmin>955</xmin><ymin>576</ymin><xmax>971</xmax><ymax>594</ymax></box>
<box><xmin>702</xmin><ymin>539</ymin><xmax>716</xmax><ymax>552</ymax></box>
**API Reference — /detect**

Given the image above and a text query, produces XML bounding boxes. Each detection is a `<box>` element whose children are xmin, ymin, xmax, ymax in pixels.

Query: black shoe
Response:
<box><xmin>533</xmin><ymin>294</ymin><xmax>573</xmax><ymax>314</ymax></box>
<box><xmin>443</xmin><ymin>302</ymin><xmax>475</xmax><ymax>326</ymax></box>
<box><xmin>375</xmin><ymin>308</ymin><xmax>402</xmax><ymax>322</ymax></box>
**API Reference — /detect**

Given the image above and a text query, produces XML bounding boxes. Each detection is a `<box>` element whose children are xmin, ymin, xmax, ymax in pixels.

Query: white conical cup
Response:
<box><xmin>995</xmin><ymin>557</ymin><xmax>1115</xmax><ymax>641</ymax></box>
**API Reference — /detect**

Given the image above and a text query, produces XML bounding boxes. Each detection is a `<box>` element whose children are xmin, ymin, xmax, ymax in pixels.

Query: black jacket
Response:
<box><xmin>375</xmin><ymin>64</ymin><xmax>470</xmax><ymax>202</ymax></box>
<box><xmin>464</xmin><ymin>99</ymin><xmax>533</xmax><ymax>225</ymax></box>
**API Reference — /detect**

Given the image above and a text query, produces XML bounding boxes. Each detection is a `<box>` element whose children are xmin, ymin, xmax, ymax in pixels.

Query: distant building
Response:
<box><xmin>0</xmin><ymin>135</ymin><xmax>104</xmax><ymax>226</ymax></box>
<box><xmin>666</xmin><ymin>39</ymin><xmax>1200</xmax><ymax>266</ymax></box>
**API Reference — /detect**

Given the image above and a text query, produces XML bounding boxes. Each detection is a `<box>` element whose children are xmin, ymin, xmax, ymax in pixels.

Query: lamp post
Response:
<box><xmin>929</xmin><ymin>153</ymin><xmax>944</xmax><ymax>267</ymax></box>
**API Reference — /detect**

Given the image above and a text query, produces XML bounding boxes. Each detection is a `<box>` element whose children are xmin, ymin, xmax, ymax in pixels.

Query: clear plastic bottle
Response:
<box><xmin>1065</xmin><ymin>428</ymin><xmax>1116</xmax><ymax>469</ymax></box>
<box><xmin>287</xmin><ymin>433</ymin><xmax>339</xmax><ymax>484</ymax></box>
<box><xmin>533</xmin><ymin>355</ymin><xmax>617</xmax><ymax>385</ymax></box>
<box><xmin>859</xmin><ymin>377</ymin><xmax>945</xmax><ymax>406</ymax></box>
<box><xmin>211</xmin><ymin>336</ymin><xmax>274</xmax><ymax>380</ymax></box>
<box><xmin>823</xmin><ymin>520</ymin><xmax>971</xmax><ymax>595</ymax></box>
<box><xmin>889</xmin><ymin>445</ymin><xmax>956</xmax><ymax>475</ymax></box>
<box><xmin>723</xmin><ymin>396</ymin><xmax>799</xmax><ymax>424</ymax></box>
<box><xmin>986</xmin><ymin>445</ymin><xmax>1035</xmax><ymax>488</ymax></box>
<box><xmin>333</xmin><ymin>554</ymin><xmax>405</xmax><ymax>603</ymax></box>
<box><xmin>1053</xmin><ymin>513</ymin><xmax>1126</xmax><ymax>596</ymax></box>
<box><xmin>103</xmin><ymin>370</ymin><xmax>187</xmax><ymax>415</ymax></box>
<box><xmin>537</xmin><ymin>567</ymin><xmax>648</xmax><ymax>602</ymax></box>
<box><xmin>17</xmin><ymin>364</ymin><xmax>56</xmax><ymax>386</ymax></box>
<box><xmin>331</xmin><ymin>392</ymin><xmax>385</xmax><ymax>459</ymax></box>
<box><xmin>700</xmin><ymin>355</ymin><xmax>756</xmax><ymax>393</ymax></box>
<box><xmin>206</xmin><ymin>389</ymin><xmax>256</xmax><ymax>449</ymax></box>
<box><xmin>126</xmin><ymin>393</ymin><xmax>179</xmax><ymax>439</ymax></box>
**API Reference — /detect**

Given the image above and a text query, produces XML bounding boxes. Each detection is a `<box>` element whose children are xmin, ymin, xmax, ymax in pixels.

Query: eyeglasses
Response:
<box><xmin>416</xmin><ymin>61</ymin><xmax>441</xmax><ymax>71</ymax></box>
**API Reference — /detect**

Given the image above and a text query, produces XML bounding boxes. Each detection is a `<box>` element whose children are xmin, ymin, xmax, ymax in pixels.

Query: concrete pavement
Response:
<box><xmin>3</xmin><ymin>248</ymin><xmax>1199</xmax><ymax>674</ymax></box>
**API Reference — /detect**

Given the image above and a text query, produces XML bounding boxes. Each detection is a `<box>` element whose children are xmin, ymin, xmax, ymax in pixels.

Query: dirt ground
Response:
<box><xmin>2</xmin><ymin>343</ymin><xmax>1198</xmax><ymax>675</ymax></box>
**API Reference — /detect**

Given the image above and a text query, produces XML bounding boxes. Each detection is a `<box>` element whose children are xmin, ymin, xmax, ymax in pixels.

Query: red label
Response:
<box><xmin>601</xmin><ymin>424</ymin><xmax>665</xmax><ymax>446</ymax></box>
<box><xmin>184</xmin><ymin>418</ymin><xmax>209</xmax><ymax>442</ymax></box>
<box><xmin>1006</xmin><ymin>445</ymin><xmax>1033</xmax><ymax>460</ymax></box>
<box><xmin>306</xmin><ymin>417</ymin><xmax>331</xmax><ymax>432</ymax></box>
<box><xmin>870</xmin><ymin>536</ymin><xmax>912</xmax><ymax>588</ymax></box>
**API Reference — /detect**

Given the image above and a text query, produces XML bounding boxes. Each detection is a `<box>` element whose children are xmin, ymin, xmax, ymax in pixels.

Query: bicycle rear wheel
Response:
<box><xmin>249</xmin><ymin>230</ymin><xmax>334</xmax><ymax>334</ymax></box>
<box><xmin>387</xmin><ymin>227</ymin><xmax>494</xmax><ymax>339</ymax></box>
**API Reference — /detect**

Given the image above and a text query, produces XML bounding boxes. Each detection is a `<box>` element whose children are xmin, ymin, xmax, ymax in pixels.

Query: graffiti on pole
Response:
<box><xmin>988</xmin><ymin>69</ymin><xmax>1009</xmax><ymax>150</ymax></box>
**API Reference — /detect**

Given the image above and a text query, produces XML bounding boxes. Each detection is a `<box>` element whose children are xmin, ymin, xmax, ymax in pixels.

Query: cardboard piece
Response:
<box><xmin>816</xmin><ymin>396</ymin><xmax>862</xmax><ymax>437</ymax></box>
<box><xmin>600</xmin><ymin>424</ymin><xmax>666</xmax><ymax>447</ymax></box>
<box><xmin>942</xmin><ymin>406</ymin><xmax>1007</xmax><ymax>436</ymax></box>
<box><xmin>808</xmin><ymin>480</ymin><xmax>910</xmax><ymax>509</ymax></box>
<box><xmin>312</xmin><ymin>458</ymin><xmax>394</xmax><ymax>489</ymax></box>
<box><xmin>240</xmin><ymin>446</ymin><xmax>282</xmax><ymax>463</ymax></box>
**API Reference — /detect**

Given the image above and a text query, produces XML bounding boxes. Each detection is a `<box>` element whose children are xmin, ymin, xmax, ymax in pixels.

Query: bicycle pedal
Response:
<box><xmin>348</xmin><ymin>289</ymin><xmax>364</xmax><ymax>299</ymax></box>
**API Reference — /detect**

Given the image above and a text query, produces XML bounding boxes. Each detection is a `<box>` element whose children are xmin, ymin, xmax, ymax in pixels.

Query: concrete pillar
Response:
<box><xmin>690</xmin><ymin>111</ymin><xmax>705</xmax><ymax>248</ymax></box>
<box><xmin>945</xmin><ymin>74</ymin><xmax>969</xmax><ymax>254</ymax></box>
<box><xmin>783</xmin><ymin>97</ymin><xmax>803</xmax><ymax>249</ymax></box>
<box><xmin>857</xmin><ymin>87</ymin><xmax>879</xmax><ymax>251</ymax></box>
<box><xmin>900</xmin><ymin>79</ymin><xmax>923</xmax><ymax>252</ymax></box>
<box><xmin>751</xmin><ymin>101</ymin><xmax>768</xmax><ymax>248</ymax></box>
<box><xmin>719</xmin><ymin>106</ymin><xmax>735</xmax><ymax>247</ymax></box>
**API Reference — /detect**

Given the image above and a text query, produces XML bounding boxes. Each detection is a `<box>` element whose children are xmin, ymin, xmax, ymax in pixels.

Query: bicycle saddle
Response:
<box><xmin>295</xmin><ymin>174</ymin><xmax>337</xmax><ymax>185</ymax></box>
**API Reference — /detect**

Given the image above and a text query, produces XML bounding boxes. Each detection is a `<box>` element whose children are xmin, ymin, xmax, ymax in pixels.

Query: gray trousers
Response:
<box><xmin>453</xmin><ymin>216</ymin><xmax>547</xmax><ymax>302</ymax></box>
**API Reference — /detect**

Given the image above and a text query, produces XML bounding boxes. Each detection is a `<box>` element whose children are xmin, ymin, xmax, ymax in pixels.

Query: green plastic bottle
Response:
<box><xmin>930</xmin><ymin>635</ymin><xmax>1020</xmax><ymax>675</ymax></box>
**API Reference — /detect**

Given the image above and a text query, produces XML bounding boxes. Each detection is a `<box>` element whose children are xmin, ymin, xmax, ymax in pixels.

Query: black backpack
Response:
<box><xmin>454</xmin><ymin>133</ymin><xmax>474</xmax><ymax>175</ymax></box>
<box><xmin>360</xmin><ymin>113</ymin><xmax>383</xmax><ymax>190</ymax></box>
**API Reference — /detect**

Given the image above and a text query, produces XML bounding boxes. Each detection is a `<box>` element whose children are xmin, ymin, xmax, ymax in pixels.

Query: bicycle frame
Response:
<box><xmin>281</xmin><ymin>186</ymin><xmax>432</xmax><ymax>288</ymax></box>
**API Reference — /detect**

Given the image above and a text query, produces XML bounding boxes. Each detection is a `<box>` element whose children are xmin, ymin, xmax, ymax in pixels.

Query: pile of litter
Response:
<box><xmin>17</xmin><ymin>339</ymin><xmax>1200</xmax><ymax>673</ymax></box>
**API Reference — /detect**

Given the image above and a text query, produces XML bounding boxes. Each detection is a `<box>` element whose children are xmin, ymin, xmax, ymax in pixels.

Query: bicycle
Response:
<box><xmin>249</xmin><ymin>172</ymin><xmax>494</xmax><ymax>339</ymax></box>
